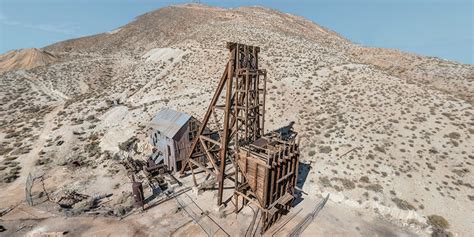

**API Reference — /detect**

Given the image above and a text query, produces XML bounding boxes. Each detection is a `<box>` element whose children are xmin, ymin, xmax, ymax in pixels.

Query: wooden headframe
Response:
<box><xmin>180</xmin><ymin>42</ymin><xmax>300</xmax><ymax>233</ymax></box>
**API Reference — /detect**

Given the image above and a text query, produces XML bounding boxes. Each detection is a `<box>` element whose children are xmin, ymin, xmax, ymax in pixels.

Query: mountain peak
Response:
<box><xmin>45</xmin><ymin>4</ymin><xmax>348</xmax><ymax>55</ymax></box>
<box><xmin>0</xmin><ymin>48</ymin><xmax>57</xmax><ymax>73</ymax></box>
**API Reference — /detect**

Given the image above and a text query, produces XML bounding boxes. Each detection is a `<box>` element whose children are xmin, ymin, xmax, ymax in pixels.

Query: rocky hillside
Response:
<box><xmin>1</xmin><ymin>4</ymin><xmax>473</xmax><ymax>236</ymax></box>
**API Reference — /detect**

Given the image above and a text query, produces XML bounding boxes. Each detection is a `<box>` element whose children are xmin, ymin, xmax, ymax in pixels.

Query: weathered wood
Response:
<box><xmin>180</xmin><ymin>65</ymin><xmax>230</xmax><ymax>174</ymax></box>
<box><xmin>199</xmin><ymin>138</ymin><xmax>219</xmax><ymax>175</ymax></box>
<box><xmin>189</xmin><ymin>159</ymin><xmax>216</xmax><ymax>177</ymax></box>
<box><xmin>234</xmin><ymin>190</ymin><xmax>263</xmax><ymax>210</ymax></box>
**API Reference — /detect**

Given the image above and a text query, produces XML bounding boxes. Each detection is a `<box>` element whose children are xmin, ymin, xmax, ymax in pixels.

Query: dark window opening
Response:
<box><xmin>188</xmin><ymin>120</ymin><xmax>198</xmax><ymax>142</ymax></box>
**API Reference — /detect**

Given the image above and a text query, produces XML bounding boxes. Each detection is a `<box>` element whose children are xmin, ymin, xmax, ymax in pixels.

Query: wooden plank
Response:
<box><xmin>200</xmin><ymin>135</ymin><xmax>221</xmax><ymax>146</ymax></box>
<box><xmin>235</xmin><ymin>190</ymin><xmax>264</xmax><ymax>210</ymax></box>
<box><xmin>268</xmin><ymin>153</ymin><xmax>276</xmax><ymax>208</ymax></box>
<box><xmin>277</xmin><ymin>171</ymin><xmax>294</xmax><ymax>183</ymax></box>
<box><xmin>253</xmin><ymin>159</ymin><xmax>258</xmax><ymax>197</ymax></box>
<box><xmin>238</xmin><ymin>149</ymin><xmax>271</xmax><ymax>168</ymax></box>
<box><xmin>268</xmin><ymin>193</ymin><xmax>294</xmax><ymax>216</ymax></box>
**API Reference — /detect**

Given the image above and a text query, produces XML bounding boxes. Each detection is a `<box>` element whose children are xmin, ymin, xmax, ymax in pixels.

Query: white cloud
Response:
<box><xmin>0</xmin><ymin>14</ymin><xmax>77</xmax><ymax>35</ymax></box>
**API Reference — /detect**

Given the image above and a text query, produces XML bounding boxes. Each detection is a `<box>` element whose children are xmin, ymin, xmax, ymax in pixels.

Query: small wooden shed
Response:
<box><xmin>149</xmin><ymin>108</ymin><xmax>198</xmax><ymax>172</ymax></box>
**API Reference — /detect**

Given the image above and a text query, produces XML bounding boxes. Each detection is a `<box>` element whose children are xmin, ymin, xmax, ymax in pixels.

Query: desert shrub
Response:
<box><xmin>319</xmin><ymin>176</ymin><xmax>331</xmax><ymax>187</ymax></box>
<box><xmin>359</xmin><ymin>176</ymin><xmax>369</xmax><ymax>183</ymax></box>
<box><xmin>392</xmin><ymin>197</ymin><xmax>416</xmax><ymax>210</ymax></box>
<box><xmin>431</xmin><ymin>228</ymin><xmax>453</xmax><ymax>237</ymax></box>
<box><xmin>3</xmin><ymin>174</ymin><xmax>19</xmax><ymax>183</ymax></box>
<box><xmin>35</xmin><ymin>158</ymin><xmax>52</xmax><ymax>166</ymax></box>
<box><xmin>428</xmin><ymin>215</ymin><xmax>450</xmax><ymax>230</ymax></box>
<box><xmin>446</xmin><ymin>132</ymin><xmax>460</xmax><ymax>140</ymax></box>
<box><xmin>452</xmin><ymin>168</ymin><xmax>469</xmax><ymax>177</ymax></box>
<box><xmin>340</xmin><ymin>178</ymin><xmax>355</xmax><ymax>189</ymax></box>
<box><xmin>88</xmin><ymin>133</ymin><xmax>100</xmax><ymax>141</ymax></box>
<box><xmin>4</xmin><ymin>156</ymin><xmax>17</xmax><ymax>161</ymax></box>
<box><xmin>86</xmin><ymin>115</ymin><xmax>96</xmax><ymax>121</ymax></box>
<box><xmin>374</xmin><ymin>145</ymin><xmax>386</xmax><ymax>153</ymax></box>
<box><xmin>319</xmin><ymin>146</ymin><xmax>332</xmax><ymax>153</ymax></box>
<box><xmin>365</xmin><ymin>184</ymin><xmax>383</xmax><ymax>193</ymax></box>
<box><xmin>0</xmin><ymin>147</ymin><xmax>13</xmax><ymax>156</ymax></box>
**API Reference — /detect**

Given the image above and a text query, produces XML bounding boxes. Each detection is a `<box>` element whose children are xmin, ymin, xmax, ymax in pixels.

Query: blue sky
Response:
<box><xmin>0</xmin><ymin>0</ymin><xmax>472</xmax><ymax>64</ymax></box>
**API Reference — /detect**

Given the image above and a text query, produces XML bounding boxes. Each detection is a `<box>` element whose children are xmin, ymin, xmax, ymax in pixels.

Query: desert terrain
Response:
<box><xmin>0</xmin><ymin>4</ymin><xmax>473</xmax><ymax>237</ymax></box>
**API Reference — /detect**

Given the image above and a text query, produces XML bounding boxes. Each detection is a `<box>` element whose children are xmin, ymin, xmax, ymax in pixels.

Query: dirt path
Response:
<box><xmin>20</xmin><ymin>71</ymin><xmax>70</xmax><ymax>100</ymax></box>
<box><xmin>2</xmin><ymin>104</ymin><xmax>63</xmax><ymax>207</ymax></box>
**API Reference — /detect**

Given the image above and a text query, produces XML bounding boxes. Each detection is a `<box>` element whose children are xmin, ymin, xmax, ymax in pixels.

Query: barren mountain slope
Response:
<box><xmin>351</xmin><ymin>47</ymin><xmax>474</xmax><ymax>104</ymax></box>
<box><xmin>0</xmin><ymin>48</ymin><xmax>58</xmax><ymax>72</ymax></box>
<box><xmin>45</xmin><ymin>5</ymin><xmax>350</xmax><ymax>55</ymax></box>
<box><xmin>1</xmin><ymin>4</ymin><xmax>473</xmax><ymax>236</ymax></box>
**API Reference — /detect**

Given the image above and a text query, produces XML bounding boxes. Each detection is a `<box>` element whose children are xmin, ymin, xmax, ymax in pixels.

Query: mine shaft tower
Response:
<box><xmin>180</xmin><ymin>42</ymin><xmax>300</xmax><ymax>233</ymax></box>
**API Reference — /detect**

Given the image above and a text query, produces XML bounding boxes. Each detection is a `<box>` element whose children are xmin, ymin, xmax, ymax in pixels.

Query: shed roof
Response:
<box><xmin>150</xmin><ymin>108</ymin><xmax>191</xmax><ymax>139</ymax></box>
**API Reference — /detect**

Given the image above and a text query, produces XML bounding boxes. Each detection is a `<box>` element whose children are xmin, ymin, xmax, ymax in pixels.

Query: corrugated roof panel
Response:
<box><xmin>150</xmin><ymin>108</ymin><xmax>191</xmax><ymax>139</ymax></box>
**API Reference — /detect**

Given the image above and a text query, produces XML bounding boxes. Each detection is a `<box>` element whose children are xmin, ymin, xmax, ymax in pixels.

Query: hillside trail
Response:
<box><xmin>2</xmin><ymin>104</ymin><xmax>63</xmax><ymax>207</ymax></box>
<box><xmin>19</xmin><ymin>71</ymin><xmax>70</xmax><ymax>100</ymax></box>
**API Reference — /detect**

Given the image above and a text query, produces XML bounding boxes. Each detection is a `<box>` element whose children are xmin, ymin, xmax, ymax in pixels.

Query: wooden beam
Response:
<box><xmin>235</xmin><ymin>190</ymin><xmax>264</xmax><ymax>210</ymax></box>
<box><xmin>199</xmin><ymin>138</ymin><xmax>219</xmax><ymax>174</ymax></box>
<box><xmin>180</xmin><ymin>64</ymin><xmax>229</xmax><ymax>174</ymax></box>
<box><xmin>189</xmin><ymin>159</ymin><xmax>216</xmax><ymax>177</ymax></box>
<box><xmin>199</xmin><ymin>135</ymin><xmax>221</xmax><ymax>146</ymax></box>
<box><xmin>217</xmin><ymin>47</ymin><xmax>235</xmax><ymax>205</ymax></box>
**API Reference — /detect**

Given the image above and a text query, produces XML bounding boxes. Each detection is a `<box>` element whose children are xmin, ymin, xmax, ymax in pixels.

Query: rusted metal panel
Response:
<box><xmin>132</xmin><ymin>181</ymin><xmax>144</xmax><ymax>209</ymax></box>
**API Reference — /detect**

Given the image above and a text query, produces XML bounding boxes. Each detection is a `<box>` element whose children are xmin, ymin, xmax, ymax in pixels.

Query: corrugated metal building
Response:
<box><xmin>149</xmin><ymin>108</ymin><xmax>198</xmax><ymax>172</ymax></box>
